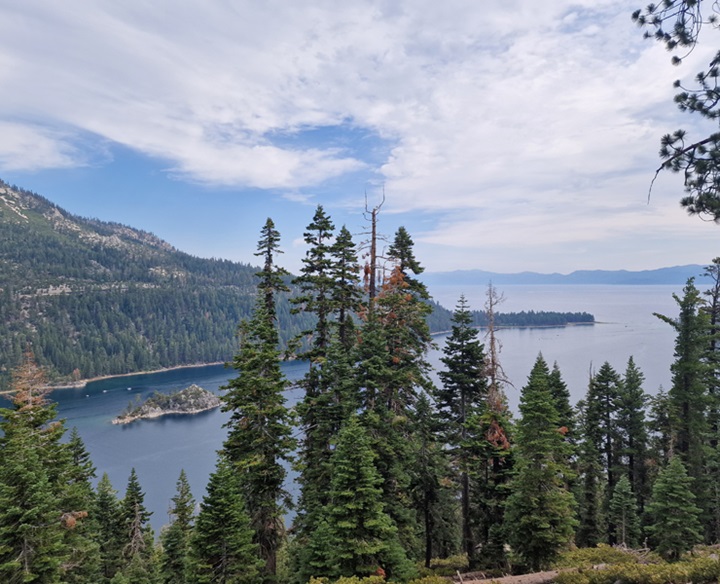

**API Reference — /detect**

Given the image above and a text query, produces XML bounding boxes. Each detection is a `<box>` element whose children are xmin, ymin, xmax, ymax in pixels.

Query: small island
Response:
<box><xmin>113</xmin><ymin>384</ymin><xmax>221</xmax><ymax>425</ymax></box>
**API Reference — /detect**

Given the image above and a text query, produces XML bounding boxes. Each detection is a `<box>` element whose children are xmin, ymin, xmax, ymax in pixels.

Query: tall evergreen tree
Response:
<box><xmin>437</xmin><ymin>295</ymin><xmax>487</xmax><ymax>563</ymax></box>
<box><xmin>646</xmin><ymin>456</ymin><xmax>703</xmax><ymax>561</ymax></box>
<box><xmin>608</xmin><ymin>475</ymin><xmax>640</xmax><ymax>548</ymax></box>
<box><xmin>190</xmin><ymin>457</ymin><xmax>260</xmax><ymax>584</ymax></box>
<box><xmin>617</xmin><ymin>357</ymin><xmax>649</xmax><ymax>512</ymax></box>
<box><xmin>222</xmin><ymin>221</ymin><xmax>295</xmax><ymax>580</ymax></box>
<box><xmin>702</xmin><ymin>259</ymin><xmax>720</xmax><ymax>541</ymax></box>
<box><xmin>0</xmin><ymin>353</ymin><xmax>71</xmax><ymax>583</ymax></box>
<box><xmin>160</xmin><ymin>470</ymin><xmax>195</xmax><ymax>584</ymax></box>
<box><xmin>410</xmin><ymin>394</ymin><xmax>459</xmax><ymax>568</ymax></box>
<box><xmin>95</xmin><ymin>473</ymin><xmax>124</xmax><ymax>582</ymax></box>
<box><xmin>61</xmin><ymin>428</ymin><xmax>102</xmax><ymax>583</ymax></box>
<box><xmin>308</xmin><ymin>417</ymin><xmax>413</xmax><ymax>581</ymax></box>
<box><xmin>655</xmin><ymin>279</ymin><xmax>709</xmax><ymax>509</ymax></box>
<box><xmin>255</xmin><ymin>218</ymin><xmax>290</xmax><ymax>321</ymax></box>
<box><xmin>548</xmin><ymin>362</ymin><xmax>575</xmax><ymax>440</ymax></box>
<box><xmin>330</xmin><ymin>225</ymin><xmax>362</xmax><ymax>350</ymax></box>
<box><xmin>582</xmin><ymin>361</ymin><xmax>623</xmax><ymax>543</ymax></box>
<box><xmin>118</xmin><ymin>468</ymin><xmax>156</xmax><ymax>582</ymax></box>
<box><xmin>505</xmin><ymin>355</ymin><xmax>577</xmax><ymax>571</ymax></box>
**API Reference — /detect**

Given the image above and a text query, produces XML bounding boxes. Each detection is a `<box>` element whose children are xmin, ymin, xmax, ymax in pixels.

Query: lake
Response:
<box><xmin>51</xmin><ymin>284</ymin><xmax>686</xmax><ymax>533</ymax></box>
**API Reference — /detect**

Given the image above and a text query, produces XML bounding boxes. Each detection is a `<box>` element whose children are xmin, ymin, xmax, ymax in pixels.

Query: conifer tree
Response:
<box><xmin>190</xmin><ymin>457</ymin><xmax>260</xmax><ymax>584</ymax></box>
<box><xmin>646</xmin><ymin>456</ymin><xmax>702</xmax><ymax>560</ymax></box>
<box><xmin>472</xmin><ymin>284</ymin><xmax>514</xmax><ymax>568</ymax></box>
<box><xmin>310</xmin><ymin>417</ymin><xmax>413</xmax><ymax>581</ymax></box>
<box><xmin>655</xmin><ymin>279</ymin><xmax>709</xmax><ymax>510</ymax></box>
<box><xmin>0</xmin><ymin>352</ymin><xmax>68</xmax><ymax>583</ymax></box>
<box><xmin>95</xmin><ymin>473</ymin><xmax>124</xmax><ymax>581</ymax></box>
<box><xmin>437</xmin><ymin>295</ymin><xmax>487</xmax><ymax>562</ymax></box>
<box><xmin>291</xmin><ymin>205</ymin><xmax>336</xmax><ymax>356</ymax></box>
<box><xmin>255</xmin><ymin>218</ymin><xmax>289</xmax><ymax>320</ymax></box>
<box><xmin>703</xmin><ymin>259</ymin><xmax>720</xmax><ymax>540</ymax></box>
<box><xmin>222</xmin><ymin>220</ymin><xmax>295</xmax><ymax>579</ymax></box>
<box><xmin>548</xmin><ymin>362</ymin><xmax>575</xmax><ymax>440</ymax></box>
<box><xmin>583</xmin><ymin>362</ymin><xmax>623</xmax><ymax>543</ymax></box>
<box><xmin>330</xmin><ymin>225</ymin><xmax>362</xmax><ymax>350</ymax></box>
<box><xmin>410</xmin><ymin>394</ymin><xmax>459</xmax><ymax>568</ymax></box>
<box><xmin>575</xmin><ymin>400</ymin><xmax>607</xmax><ymax>547</ymax></box>
<box><xmin>61</xmin><ymin>428</ymin><xmax>102</xmax><ymax>583</ymax></box>
<box><xmin>160</xmin><ymin>470</ymin><xmax>195</xmax><ymax>584</ymax></box>
<box><xmin>292</xmin><ymin>209</ymin><xmax>354</xmax><ymax>551</ymax></box>
<box><xmin>118</xmin><ymin>468</ymin><xmax>156</xmax><ymax>581</ymax></box>
<box><xmin>617</xmin><ymin>357</ymin><xmax>649</xmax><ymax>512</ymax></box>
<box><xmin>505</xmin><ymin>355</ymin><xmax>577</xmax><ymax>571</ymax></box>
<box><xmin>608</xmin><ymin>475</ymin><xmax>640</xmax><ymax>547</ymax></box>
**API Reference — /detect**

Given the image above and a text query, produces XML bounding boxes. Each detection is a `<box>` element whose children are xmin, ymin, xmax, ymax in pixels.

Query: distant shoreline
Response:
<box><xmin>44</xmin><ymin>361</ymin><xmax>226</xmax><ymax>392</ymax></box>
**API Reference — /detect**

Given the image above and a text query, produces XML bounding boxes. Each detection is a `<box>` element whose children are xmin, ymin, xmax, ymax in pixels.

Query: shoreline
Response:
<box><xmin>22</xmin><ymin>321</ymin><xmax>596</xmax><ymax>395</ymax></box>
<box><xmin>44</xmin><ymin>361</ymin><xmax>226</xmax><ymax>392</ymax></box>
<box><xmin>112</xmin><ymin>403</ymin><xmax>221</xmax><ymax>425</ymax></box>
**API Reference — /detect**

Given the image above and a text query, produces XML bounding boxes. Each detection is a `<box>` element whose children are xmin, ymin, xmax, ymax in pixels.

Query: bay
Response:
<box><xmin>51</xmin><ymin>283</ymin><xmax>686</xmax><ymax>533</ymax></box>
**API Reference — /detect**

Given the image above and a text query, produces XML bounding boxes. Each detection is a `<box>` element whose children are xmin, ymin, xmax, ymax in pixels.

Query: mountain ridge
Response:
<box><xmin>421</xmin><ymin>265</ymin><xmax>706</xmax><ymax>286</ymax></box>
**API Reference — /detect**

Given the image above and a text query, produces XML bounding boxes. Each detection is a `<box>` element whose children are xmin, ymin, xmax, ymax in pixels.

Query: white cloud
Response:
<box><xmin>0</xmin><ymin>0</ymin><xmax>716</xmax><ymax>271</ymax></box>
<box><xmin>0</xmin><ymin>122</ymin><xmax>82</xmax><ymax>171</ymax></box>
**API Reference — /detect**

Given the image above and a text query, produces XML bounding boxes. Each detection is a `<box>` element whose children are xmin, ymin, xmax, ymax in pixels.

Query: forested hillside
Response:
<box><xmin>0</xmin><ymin>180</ymin><xmax>315</xmax><ymax>386</ymax></box>
<box><xmin>0</xmin><ymin>180</ymin><xmax>591</xmax><ymax>387</ymax></box>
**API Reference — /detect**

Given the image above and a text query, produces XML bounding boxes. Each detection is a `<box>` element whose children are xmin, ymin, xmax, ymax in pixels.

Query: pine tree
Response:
<box><xmin>703</xmin><ymin>258</ymin><xmax>720</xmax><ymax>541</ymax></box>
<box><xmin>410</xmin><ymin>394</ymin><xmax>459</xmax><ymax>568</ymax></box>
<box><xmin>387</xmin><ymin>226</ymin><xmax>428</xmax><ymax>299</ymax></box>
<box><xmin>291</xmin><ymin>205</ymin><xmax>336</xmax><ymax>357</ymax></box>
<box><xmin>617</xmin><ymin>357</ymin><xmax>649</xmax><ymax>513</ymax></box>
<box><xmin>646</xmin><ymin>457</ymin><xmax>702</xmax><ymax>560</ymax></box>
<box><xmin>608</xmin><ymin>475</ymin><xmax>640</xmax><ymax>547</ymax></box>
<box><xmin>118</xmin><ymin>468</ymin><xmax>156</xmax><ymax>581</ymax></box>
<box><xmin>437</xmin><ymin>295</ymin><xmax>487</xmax><ymax>562</ymax></box>
<box><xmin>330</xmin><ymin>225</ymin><xmax>362</xmax><ymax>350</ymax></box>
<box><xmin>222</xmin><ymin>220</ymin><xmax>295</xmax><ymax>580</ymax></box>
<box><xmin>505</xmin><ymin>355</ymin><xmax>577</xmax><ymax>571</ymax></box>
<box><xmin>292</xmin><ymin>209</ymin><xmax>356</xmax><ymax>554</ymax></box>
<box><xmin>160</xmin><ymin>470</ymin><xmax>195</xmax><ymax>584</ymax></box>
<box><xmin>0</xmin><ymin>352</ymin><xmax>68</xmax><ymax>583</ymax></box>
<box><xmin>190</xmin><ymin>457</ymin><xmax>260</xmax><ymax>584</ymax></box>
<box><xmin>583</xmin><ymin>361</ymin><xmax>623</xmax><ymax>543</ymax></box>
<box><xmin>255</xmin><ymin>218</ymin><xmax>289</xmax><ymax>321</ymax></box>
<box><xmin>95</xmin><ymin>473</ymin><xmax>124</xmax><ymax>581</ymax></box>
<box><xmin>655</xmin><ymin>279</ymin><xmax>709</xmax><ymax>511</ymax></box>
<box><xmin>311</xmin><ymin>417</ymin><xmax>413</xmax><ymax>580</ymax></box>
<box><xmin>548</xmin><ymin>362</ymin><xmax>575</xmax><ymax>440</ymax></box>
<box><xmin>60</xmin><ymin>428</ymin><xmax>102</xmax><ymax>583</ymax></box>
<box><xmin>473</xmin><ymin>284</ymin><xmax>514</xmax><ymax>568</ymax></box>
<box><xmin>574</xmin><ymin>420</ymin><xmax>604</xmax><ymax>548</ymax></box>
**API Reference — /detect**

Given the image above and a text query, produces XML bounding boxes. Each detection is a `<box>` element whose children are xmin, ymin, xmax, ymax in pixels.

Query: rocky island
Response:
<box><xmin>112</xmin><ymin>384</ymin><xmax>221</xmax><ymax>425</ymax></box>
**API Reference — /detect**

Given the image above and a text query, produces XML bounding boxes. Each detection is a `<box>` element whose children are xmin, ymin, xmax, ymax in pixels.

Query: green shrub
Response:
<box><xmin>553</xmin><ymin>544</ymin><xmax>640</xmax><ymax>569</ymax></box>
<box><xmin>428</xmin><ymin>555</ymin><xmax>469</xmax><ymax>576</ymax></box>
<box><xmin>554</xmin><ymin>555</ymin><xmax>720</xmax><ymax>584</ymax></box>
<box><xmin>407</xmin><ymin>576</ymin><xmax>450</xmax><ymax>584</ymax></box>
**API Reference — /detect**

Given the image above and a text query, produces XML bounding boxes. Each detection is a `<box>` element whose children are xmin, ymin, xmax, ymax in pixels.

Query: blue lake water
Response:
<box><xmin>50</xmin><ymin>284</ymin><xmax>686</xmax><ymax>533</ymax></box>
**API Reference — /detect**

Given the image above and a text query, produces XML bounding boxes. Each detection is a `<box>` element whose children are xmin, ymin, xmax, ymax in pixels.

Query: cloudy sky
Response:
<box><xmin>0</xmin><ymin>0</ymin><xmax>717</xmax><ymax>275</ymax></box>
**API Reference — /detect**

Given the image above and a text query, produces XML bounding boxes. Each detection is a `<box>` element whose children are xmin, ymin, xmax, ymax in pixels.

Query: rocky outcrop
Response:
<box><xmin>113</xmin><ymin>384</ymin><xmax>221</xmax><ymax>425</ymax></box>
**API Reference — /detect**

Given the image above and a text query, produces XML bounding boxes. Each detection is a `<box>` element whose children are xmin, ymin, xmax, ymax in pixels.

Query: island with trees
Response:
<box><xmin>112</xmin><ymin>384</ymin><xmax>220</xmax><ymax>425</ymax></box>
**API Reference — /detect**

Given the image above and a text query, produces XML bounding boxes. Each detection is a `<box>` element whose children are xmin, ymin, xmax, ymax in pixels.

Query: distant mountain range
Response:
<box><xmin>421</xmin><ymin>265</ymin><xmax>707</xmax><ymax>286</ymax></box>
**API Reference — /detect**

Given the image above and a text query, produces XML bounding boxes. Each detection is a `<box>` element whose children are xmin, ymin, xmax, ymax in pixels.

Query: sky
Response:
<box><xmin>0</xmin><ymin>0</ymin><xmax>718</xmax><ymax>276</ymax></box>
